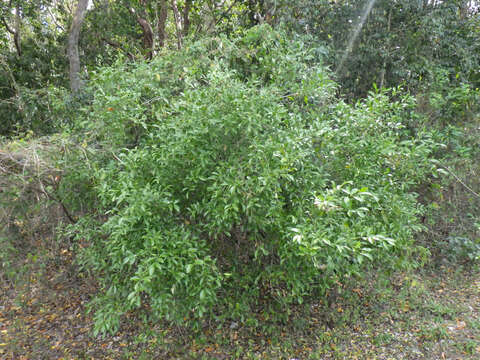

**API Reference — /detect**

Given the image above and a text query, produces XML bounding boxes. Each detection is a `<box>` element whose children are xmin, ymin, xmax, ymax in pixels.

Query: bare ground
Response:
<box><xmin>1</xmin><ymin>244</ymin><xmax>479</xmax><ymax>360</ymax></box>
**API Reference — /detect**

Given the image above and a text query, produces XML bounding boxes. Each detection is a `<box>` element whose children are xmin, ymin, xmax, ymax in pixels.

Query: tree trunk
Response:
<box><xmin>248</xmin><ymin>0</ymin><xmax>266</xmax><ymax>25</ymax></box>
<box><xmin>182</xmin><ymin>0</ymin><xmax>192</xmax><ymax>36</ymax></box>
<box><xmin>264</xmin><ymin>0</ymin><xmax>276</xmax><ymax>25</ymax></box>
<box><xmin>458</xmin><ymin>0</ymin><xmax>469</xmax><ymax>20</ymax></box>
<box><xmin>137</xmin><ymin>16</ymin><xmax>154</xmax><ymax>59</ymax></box>
<box><xmin>1</xmin><ymin>5</ymin><xmax>22</xmax><ymax>57</ymax></box>
<box><xmin>158</xmin><ymin>0</ymin><xmax>168</xmax><ymax>48</ymax></box>
<box><xmin>379</xmin><ymin>8</ymin><xmax>391</xmax><ymax>90</ymax></box>
<box><xmin>129</xmin><ymin>1</ymin><xmax>155</xmax><ymax>60</ymax></box>
<box><xmin>171</xmin><ymin>0</ymin><xmax>183</xmax><ymax>49</ymax></box>
<box><xmin>68</xmin><ymin>0</ymin><xmax>89</xmax><ymax>93</ymax></box>
<box><xmin>13</xmin><ymin>5</ymin><xmax>22</xmax><ymax>57</ymax></box>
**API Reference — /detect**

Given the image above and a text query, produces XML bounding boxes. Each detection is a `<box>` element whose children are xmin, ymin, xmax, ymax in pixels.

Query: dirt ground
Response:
<box><xmin>1</xmin><ymin>245</ymin><xmax>479</xmax><ymax>360</ymax></box>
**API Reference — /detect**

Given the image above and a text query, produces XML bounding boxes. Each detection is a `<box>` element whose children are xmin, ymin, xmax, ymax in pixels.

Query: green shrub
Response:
<box><xmin>64</xmin><ymin>26</ymin><xmax>441</xmax><ymax>334</ymax></box>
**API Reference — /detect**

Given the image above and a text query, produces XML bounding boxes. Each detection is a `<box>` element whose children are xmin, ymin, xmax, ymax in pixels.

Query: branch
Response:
<box><xmin>439</xmin><ymin>163</ymin><xmax>480</xmax><ymax>199</ymax></box>
<box><xmin>171</xmin><ymin>0</ymin><xmax>183</xmax><ymax>49</ymax></box>
<box><xmin>214</xmin><ymin>0</ymin><xmax>240</xmax><ymax>26</ymax></box>
<box><xmin>40</xmin><ymin>183</ymin><xmax>76</xmax><ymax>224</ymax></box>
<box><xmin>128</xmin><ymin>6</ymin><xmax>154</xmax><ymax>59</ymax></box>
<box><xmin>47</xmin><ymin>6</ymin><xmax>65</xmax><ymax>31</ymax></box>
<box><xmin>102</xmin><ymin>37</ymin><xmax>135</xmax><ymax>61</ymax></box>
<box><xmin>1</xmin><ymin>16</ymin><xmax>15</xmax><ymax>34</ymax></box>
<box><xmin>0</xmin><ymin>149</ymin><xmax>76</xmax><ymax>224</ymax></box>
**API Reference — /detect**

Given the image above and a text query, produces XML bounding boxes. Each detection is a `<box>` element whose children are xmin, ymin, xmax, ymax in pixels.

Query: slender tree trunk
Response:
<box><xmin>129</xmin><ymin>1</ymin><xmax>155</xmax><ymax>59</ymax></box>
<box><xmin>264</xmin><ymin>0</ymin><xmax>276</xmax><ymax>25</ymax></box>
<box><xmin>247</xmin><ymin>0</ymin><xmax>257</xmax><ymax>25</ymax></box>
<box><xmin>458</xmin><ymin>0</ymin><xmax>469</xmax><ymax>20</ymax></box>
<box><xmin>158</xmin><ymin>0</ymin><xmax>168</xmax><ymax>48</ymax></box>
<box><xmin>137</xmin><ymin>16</ymin><xmax>154</xmax><ymax>59</ymax></box>
<box><xmin>182</xmin><ymin>0</ymin><xmax>192</xmax><ymax>36</ymax></box>
<box><xmin>68</xmin><ymin>0</ymin><xmax>89</xmax><ymax>93</ymax></box>
<box><xmin>13</xmin><ymin>5</ymin><xmax>22</xmax><ymax>57</ymax></box>
<box><xmin>1</xmin><ymin>5</ymin><xmax>22</xmax><ymax>57</ymax></box>
<box><xmin>171</xmin><ymin>0</ymin><xmax>183</xmax><ymax>49</ymax></box>
<box><xmin>379</xmin><ymin>8</ymin><xmax>391</xmax><ymax>89</ymax></box>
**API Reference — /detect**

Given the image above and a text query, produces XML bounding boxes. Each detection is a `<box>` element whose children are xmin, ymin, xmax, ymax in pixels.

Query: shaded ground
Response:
<box><xmin>1</xmin><ymin>244</ymin><xmax>479</xmax><ymax>359</ymax></box>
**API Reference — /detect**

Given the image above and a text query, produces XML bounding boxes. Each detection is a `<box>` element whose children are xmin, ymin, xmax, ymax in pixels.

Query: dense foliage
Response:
<box><xmin>1</xmin><ymin>0</ymin><xmax>479</xmax><ymax>339</ymax></box>
<box><xmin>55</xmin><ymin>27</ymin><xmax>443</xmax><ymax>334</ymax></box>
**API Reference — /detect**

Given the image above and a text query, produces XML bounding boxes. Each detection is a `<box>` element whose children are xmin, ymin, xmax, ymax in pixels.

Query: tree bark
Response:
<box><xmin>1</xmin><ymin>5</ymin><xmax>22</xmax><ymax>57</ymax></box>
<box><xmin>137</xmin><ymin>16</ymin><xmax>154</xmax><ymax>59</ymax></box>
<box><xmin>68</xmin><ymin>0</ymin><xmax>89</xmax><ymax>93</ymax></box>
<box><xmin>182</xmin><ymin>0</ymin><xmax>192</xmax><ymax>36</ymax></box>
<box><xmin>13</xmin><ymin>5</ymin><xmax>22</xmax><ymax>57</ymax></box>
<box><xmin>157</xmin><ymin>0</ymin><xmax>168</xmax><ymax>48</ymax></box>
<box><xmin>171</xmin><ymin>0</ymin><xmax>183</xmax><ymax>49</ymax></box>
<box><xmin>458</xmin><ymin>0</ymin><xmax>469</xmax><ymax>20</ymax></box>
<box><xmin>129</xmin><ymin>0</ymin><xmax>155</xmax><ymax>59</ymax></box>
<box><xmin>128</xmin><ymin>1</ymin><xmax>155</xmax><ymax>59</ymax></box>
<box><xmin>379</xmin><ymin>8</ymin><xmax>391</xmax><ymax>90</ymax></box>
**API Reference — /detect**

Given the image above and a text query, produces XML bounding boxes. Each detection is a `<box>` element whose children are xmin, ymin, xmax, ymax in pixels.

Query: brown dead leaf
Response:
<box><xmin>455</xmin><ymin>320</ymin><xmax>466</xmax><ymax>330</ymax></box>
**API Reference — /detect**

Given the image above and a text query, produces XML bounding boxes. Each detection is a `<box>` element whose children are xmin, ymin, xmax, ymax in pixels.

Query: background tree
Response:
<box><xmin>68</xmin><ymin>0</ymin><xmax>89</xmax><ymax>93</ymax></box>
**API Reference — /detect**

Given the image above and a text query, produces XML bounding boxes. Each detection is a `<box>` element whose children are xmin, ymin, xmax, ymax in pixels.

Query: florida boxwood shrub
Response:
<box><xmin>63</xmin><ymin>25</ymin><xmax>441</xmax><ymax>335</ymax></box>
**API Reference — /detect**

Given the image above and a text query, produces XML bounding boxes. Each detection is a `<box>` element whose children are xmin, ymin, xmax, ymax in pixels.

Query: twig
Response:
<box><xmin>46</xmin><ymin>6</ymin><xmax>65</xmax><ymax>31</ymax></box>
<box><xmin>0</xmin><ymin>142</ymin><xmax>76</xmax><ymax>223</ymax></box>
<box><xmin>111</xmin><ymin>151</ymin><xmax>124</xmax><ymax>164</ymax></box>
<box><xmin>214</xmin><ymin>0</ymin><xmax>240</xmax><ymax>26</ymax></box>
<box><xmin>280</xmin><ymin>92</ymin><xmax>299</xmax><ymax>99</ymax></box>
<box><xmin>45</xmin><ymin>187</ymin><xmax>77</xmax><ymax>224</ymax></box>
<box><xmin>142</xmin><ymin>96</ymin><xmax>164</xmax><ymax>105</ymax></box>
<box><xmin>0</xmin><ymin>16</ymin><xmax>15</xmax><ymax>34</ymax></box>
<box><xmin>439</xmin><ymin>163</ymin><xmax>480</xmax><ymax>199</ymax></box>
<box><xmin>102</xmin><ymin>37</ymin><xmax>135</xmax><ymax>61</ymax></box>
